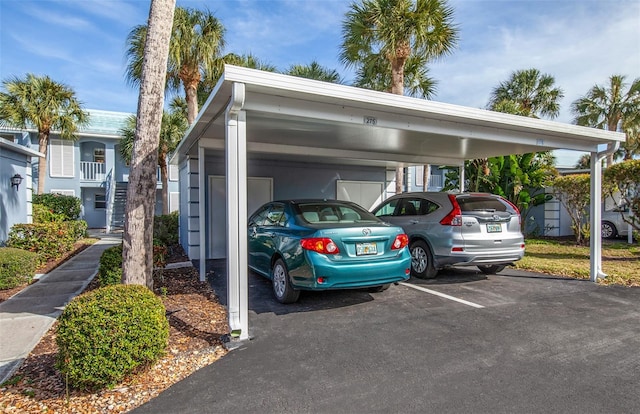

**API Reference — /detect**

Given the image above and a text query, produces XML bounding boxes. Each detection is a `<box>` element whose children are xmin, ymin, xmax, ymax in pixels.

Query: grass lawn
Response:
<box><xmin>515</xmin><ymin>238</ymin><xmax>640</xmax><ymax>286</ymax></box>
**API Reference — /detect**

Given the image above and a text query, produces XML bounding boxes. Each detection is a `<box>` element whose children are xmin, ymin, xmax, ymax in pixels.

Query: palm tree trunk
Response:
<box><xmin>391</xmin><ymin>56</ymin><xmax>406</xmax><ymax>193</ymax></box>
<box><xmin>37</xmin><ymin>131</ymin><xmax>48</xmax><ymax>195</ymax></box>
<box><xmin>185</xmin><ymin>80</ymin><xmax>199</xmax><ymax>125</ymax></box>
<box><xmin>122</xmin><ymin>0</ymin><xmax>175</xmax><ymax>288</ymax></box>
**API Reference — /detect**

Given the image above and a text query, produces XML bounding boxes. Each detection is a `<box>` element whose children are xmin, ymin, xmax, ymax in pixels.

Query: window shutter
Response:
<box><xmin>170</xmin><ymin>192</ymin><xmax>179</xmax><ymax>213</ymax></box>
<box><xmin>169</xmin><ymin>164</ymin><xmax>179</xmax><ymax>181</ymax></box>
<box><xmin>50</xmin><ymin>139</ymin><xmax>75</xmax><ymax>177</ymax></box>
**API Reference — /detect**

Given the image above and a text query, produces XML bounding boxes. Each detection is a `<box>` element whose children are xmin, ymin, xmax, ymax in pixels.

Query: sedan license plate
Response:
<box><xmin>487</xmin><ymin>223</ymin><xmax>502</xmax><ymax>233</ymax></box>
<box><xmin>356</xmin><ymin>242</ymin><xmax>377</xmax><ymax>256</ymax></box>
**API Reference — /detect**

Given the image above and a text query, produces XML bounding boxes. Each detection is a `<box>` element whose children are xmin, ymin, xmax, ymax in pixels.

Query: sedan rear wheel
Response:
<box><xmin>410</xmin><ymin>240</ymin><xmax>437</xmax><ymax>279</ymax></box>
<box><xmin>272</xmin><ymin>259</ymin><xmax>300</xmax><ymax>304</ymax></box>
<box><xmin>477</xmin><ymin>264</ymin><xmax>506</xmax><ymax>275</ymax></box>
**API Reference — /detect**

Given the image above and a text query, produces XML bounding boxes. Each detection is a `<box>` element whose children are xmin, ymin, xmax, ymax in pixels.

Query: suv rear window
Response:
<box><xmin>456</xmin><ymin>196</ymin><xmax>514</xmax><ymax>214</ymax></box>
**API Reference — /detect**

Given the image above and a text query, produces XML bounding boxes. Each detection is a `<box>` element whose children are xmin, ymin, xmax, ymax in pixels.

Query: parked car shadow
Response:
<box><xmin>408</xmin><ymin>266</ymin><xmax>488</xmax><ymax>285</ymax></box>
<box><xmin>204</xmin><ymin>259</ymin><xmax>377</xmax><ymax>316</ymax></box>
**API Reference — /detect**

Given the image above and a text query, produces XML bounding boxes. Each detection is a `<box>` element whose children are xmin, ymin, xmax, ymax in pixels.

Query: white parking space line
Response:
<box><xmin>398</xmin><ymin>282</ymin><xmax>485</xmax><ymax>308</ymax></box>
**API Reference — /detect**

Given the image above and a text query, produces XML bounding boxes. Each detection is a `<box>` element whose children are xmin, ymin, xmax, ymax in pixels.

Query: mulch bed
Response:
<box><xmin>0</xmin><ymin>244</ymin><xmax>230</xmax><ymax>413</ymax></box>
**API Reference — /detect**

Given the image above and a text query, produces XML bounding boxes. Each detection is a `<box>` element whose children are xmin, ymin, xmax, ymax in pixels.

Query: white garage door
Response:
<box><xmin>209</xmin><ymin>176</ymin><xmax>273</xmax><ymax>258</ymax></box>
<box><xmin>336</xmin><ymin>180</ymin><xmax>384</xmax><ymax>210</ymax></box>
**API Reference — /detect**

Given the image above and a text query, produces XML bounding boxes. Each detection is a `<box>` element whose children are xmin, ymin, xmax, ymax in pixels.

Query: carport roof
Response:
<box><xmin>173</xmin><ymin>65</ymin><xmax>624</xmax><ymax>166</ymax></box>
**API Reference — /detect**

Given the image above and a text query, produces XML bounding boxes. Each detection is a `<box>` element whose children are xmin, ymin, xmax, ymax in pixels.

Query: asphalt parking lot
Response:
<box><xmin>134</xmin><ymin>265</ymin><xmax>640</xmax><ymax>413</ymax></box>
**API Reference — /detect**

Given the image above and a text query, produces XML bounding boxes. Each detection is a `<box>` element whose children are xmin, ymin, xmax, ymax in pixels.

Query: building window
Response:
<box><xmin>94</xmin><ymin>148</ymin><xmax>105</xmax><ymax>163</ymax></box>
<box><xmin>95</xmin><ymin>193</ymin><xmax>106</xmax><ymax>209</ymax></box>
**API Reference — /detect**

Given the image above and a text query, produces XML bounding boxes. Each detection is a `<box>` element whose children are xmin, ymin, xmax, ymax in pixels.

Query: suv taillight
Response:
<box><xmin>502</xmin><ymin>197</ymin><xmax>522</xmax><ymax>226</ymax></box>
<box><xmin>440</xmin><ymin>194</ymin><xmax>462</xmax><ymax>226</ymax></box>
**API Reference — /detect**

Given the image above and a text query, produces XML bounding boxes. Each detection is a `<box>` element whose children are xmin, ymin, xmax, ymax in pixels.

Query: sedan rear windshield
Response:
<box><xmin>456</xmin><ymin>196</ymin><xmax>515</xmax><ymax>214</ymax></box>
<box><xmin>296</xmin><ymin>203</ymin><xmax>380</xmax><ymax>224</ymax></box>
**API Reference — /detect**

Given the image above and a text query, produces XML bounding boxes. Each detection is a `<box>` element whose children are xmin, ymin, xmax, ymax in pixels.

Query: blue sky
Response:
<box><xmin>1</xmin><ymin>0</ymin><xmax>639</xmax><ymax>166</ymax></box>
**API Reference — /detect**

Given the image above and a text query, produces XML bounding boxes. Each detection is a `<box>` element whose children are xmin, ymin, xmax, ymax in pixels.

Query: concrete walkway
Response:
<box><xmin>0</xmin><ymin>231</ymin><xmax>121</xmax><ymax>384</ymax></box>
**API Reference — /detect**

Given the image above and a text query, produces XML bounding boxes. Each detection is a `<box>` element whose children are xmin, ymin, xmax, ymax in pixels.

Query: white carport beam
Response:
<box><xmin>589</xmin><ymin>142</ymin><xmax>619</xmax><ymax>282</ymax></box>
<box><xmin>199</xmin><ymin>145</ymin><xmax>207</xmax><ymax>281</ymax></box>
<box><xmin>226</xmin><ymin>82</ymin><xmax>249</xmax><ymax>340</ymax></box>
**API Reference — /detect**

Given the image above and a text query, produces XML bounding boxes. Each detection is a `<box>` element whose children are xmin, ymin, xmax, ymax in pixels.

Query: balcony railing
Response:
<box><xmin>80</xmin><ymin>161</ymin><xmax>106</xmax><ymax>181</ymax></box>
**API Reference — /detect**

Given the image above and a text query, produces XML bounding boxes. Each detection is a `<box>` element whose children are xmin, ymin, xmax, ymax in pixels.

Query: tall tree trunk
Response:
<box><xmin>122</xmin><ymin>0</ymin><xmax>176</xmax><ymax>288</ymax></box>
<box><xmin>391</xmin><ymin>56</ymin><xmax>406</xmax><ymax>193</ymax></box>
<box><xmin>37</xmin><ymin>131</ymin><xmax>49</xmax><ymax>195</ymax></box>
<box><xmin>422</xmin><ymin>164</ymin><xmax>431</xmax><ymax>191</ymax></box>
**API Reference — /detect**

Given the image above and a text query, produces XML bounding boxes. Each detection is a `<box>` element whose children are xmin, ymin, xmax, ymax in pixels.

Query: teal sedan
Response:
<box><xmin>248</xmin><ymin>200</ymin><xmax>411</xmax><ymax>303</ymax></box>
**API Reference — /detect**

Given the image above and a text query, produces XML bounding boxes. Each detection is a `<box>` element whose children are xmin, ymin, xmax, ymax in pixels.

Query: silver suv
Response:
<box><xmin>372</xmin><ymin>192</ymin><xmax>525</xmax><ymax>278</ymax></box>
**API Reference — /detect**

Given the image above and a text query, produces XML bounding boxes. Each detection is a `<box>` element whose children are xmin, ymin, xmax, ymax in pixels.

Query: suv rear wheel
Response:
<box><xmin>477</xmin><ymin>264</ymin><xmax>505</xmax><ymax>275</ymax></box>
<box><xmin>410</xmin><ymin>240</ymin><xmax>438</xmax><ymax>279</ymax></box>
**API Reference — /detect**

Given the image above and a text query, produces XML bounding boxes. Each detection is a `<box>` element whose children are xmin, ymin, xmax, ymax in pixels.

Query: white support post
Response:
<box><xmin>589</xmin><ymin>151</ymin><xmax>604</xmax><ymax>282</ymax></box>
<box><xmin>459</xmin><ymin>164</ymin><xmax>465</xmax><ymax>193</ymax></box>
<box><xmin>226</xmin><ymin>82</ymin><xmax>249</xmax><ymax>340</ymax></box>
<box><xmin>198</xmin><ymin>145</ymin><xmax>207</xmax><ymax>281</ymax></box>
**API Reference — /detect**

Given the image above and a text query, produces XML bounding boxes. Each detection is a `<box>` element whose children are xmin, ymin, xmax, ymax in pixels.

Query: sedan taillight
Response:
<box><xmin>391</xmin><ymin>234</ymin><xmax>409</xmax><ymax>250</ymax></box>
<box><xmin>440</xmin><ymin>194</ymin><xmax>462</xmax><ymax>226</ymax></box>
<box><xmin>301</xmin><ymin>238</ymin><xmax>340</xmax><ymax>254</ymax></box>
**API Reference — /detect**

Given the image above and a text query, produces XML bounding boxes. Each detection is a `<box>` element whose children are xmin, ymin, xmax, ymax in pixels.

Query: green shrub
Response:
<box><xmin>32</xmin><ymin>204</ymin><xmax>65</xmax><ymax>223</ymax></box>
<box><xmin>0</xmin><ymin>248</ymin><xmax>40</xmax><ymax>290</ymax></box>
<box><xmin>153</xmin><ymin>212</ymin><xmax>179</xmax><ymax>247</ymax></box>
<box><xmin>7</xmin><ymin>219</ymin><xmax>87</xmax><ymax>262</ymax></box>
<box><xmin>98</xmin><ymin>243</ymin><xmax>169</xmax><ymax>287</ymax></box>
<box><xmin>65</xmin><ymin>220</ymin><xmax>88</xmax><ymax>240</ymax></box>
<box><xmin>56</xmin><ymin>284</ymin><xmax>169</xmax><ymax>390</ymax></box>
<box><xmin>7</xmin><ymin>223</ymin><xmax>76</xmax><ymax>261</ymax></box>
<box><xmin>33</xmin><ymin>193</ymin><xmax>81</xmax><ymax>221</ymax></box>
<box><xmin>98</xmin><ymin>244</ymin><xmax>123</xmax><ymax>286</ymax></box>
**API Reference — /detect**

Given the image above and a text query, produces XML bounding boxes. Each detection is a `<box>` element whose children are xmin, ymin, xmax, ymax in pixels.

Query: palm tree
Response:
<box><xmin>340</xmin><ymin>0</ymin><xmax>458</xmax><ymax>193</ymax></box>
<box><xmin>125</xmin><ymin>6</ymin><xmax>225</xmax><ymax>125</ymax></box>
<box><xmin>572</xmin><ymin>75</ymin><xmax>640</xmax><ymax>164</ymax></box>
<box><xmin>450</xmin><ymin>69</ymin><xmax>563</xmax><ymax>231</ymax></box>
<box><xmin>353</xmin><ymin>53</ymin><xmax>437</xmax><ymax>98</ymax></box>
<box><xmin>119</xmin><ymin>110</ymin><xmax>187</xmax><ymax>215</ymax></box>
<box><xmin>223</xmin><ymin>53</ymin><xmax>277</xmax><ymax>72</ymax></box>
<box><xmin>286</xmin><ymin>61</ymin><xmax>344</xmax><ymax>84</ymax></box>
<box><xmin>488</xmin><ymin>68</ymin><xmax>564</xmax><ymax>119</ymax></box>
<box><xmin>0</xmin><ymin>74</ymin><xmax>88</xmax><ymax>195</ymax></box>
<box><xmin>122</xmin><ymin>0</ymin><xmax>175</xmax><ymax>288</ymax></box>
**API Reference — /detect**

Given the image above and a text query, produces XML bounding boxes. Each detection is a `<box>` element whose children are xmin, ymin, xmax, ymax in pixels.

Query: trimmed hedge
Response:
<box><xmin>98</xmin><ymin>245</ymin><xmax>123</xmax><ymax>286</ymax></box>
<box><xmin>32</xmin><ymin>193</ymin><xmax>81</xmax><ymax>221</ymax></box>
<box><xmin>32</xmin><ymin>203</ymin><xmax>65</xmax><ymax>223</ymax></box>
<box><xmin>56</xmin><ymin>284</ymin><xmax>169</xmax><ymax>390</ymax></box>
<box><xmin>98</xmin><ymin>243</ymin><xmax>168</xmax><ymax>287</ymax></box>
<box><xmin>153</xmin><ymin>212</ymin><xmax>179</xmax><ymax>246</ymax></box>
<box><xmin>7</xmin><ymin>223</ymin><xmax>76</xmax><ymax>261</ymax></box>
<box><xmin>0</xmin><ymin>247</ymin><xmax>40</xmax><ymax>290</ymax></box>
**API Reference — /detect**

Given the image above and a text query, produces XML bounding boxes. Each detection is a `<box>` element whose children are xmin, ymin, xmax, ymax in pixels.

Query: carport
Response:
<box><xmin>172</xmin><ymin>65</ymin><xmax>624</xmax><ymax>340</ymax></box>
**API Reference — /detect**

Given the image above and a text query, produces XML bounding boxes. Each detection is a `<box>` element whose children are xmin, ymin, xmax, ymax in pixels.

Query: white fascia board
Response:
<box><xmin>223</xmin><ymin>65</ymin><xmax>625</xmax><ymax>145</ymax></box>
<box><xmin>0</xmin><ymin>138</ymin><xmax>44</xmax><ymax>158</ymax></box>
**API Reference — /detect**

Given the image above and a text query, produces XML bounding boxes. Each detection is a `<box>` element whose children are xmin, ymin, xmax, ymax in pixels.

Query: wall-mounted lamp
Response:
<box><xmin>10</xmin><ymin>173</ymin><xmax>23</xmax><ymax>191</ymax></box>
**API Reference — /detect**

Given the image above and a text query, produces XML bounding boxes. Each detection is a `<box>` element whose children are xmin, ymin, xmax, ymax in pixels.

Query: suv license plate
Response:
<box><xmin>487</xmin><ymin>223</ymin><xmax>502</xmax><ymax>233</ymax></box>
<box><xmin>356</xmin><ymin>242</ymin><xmax>377</xmax><ymax>255</ymax></box>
